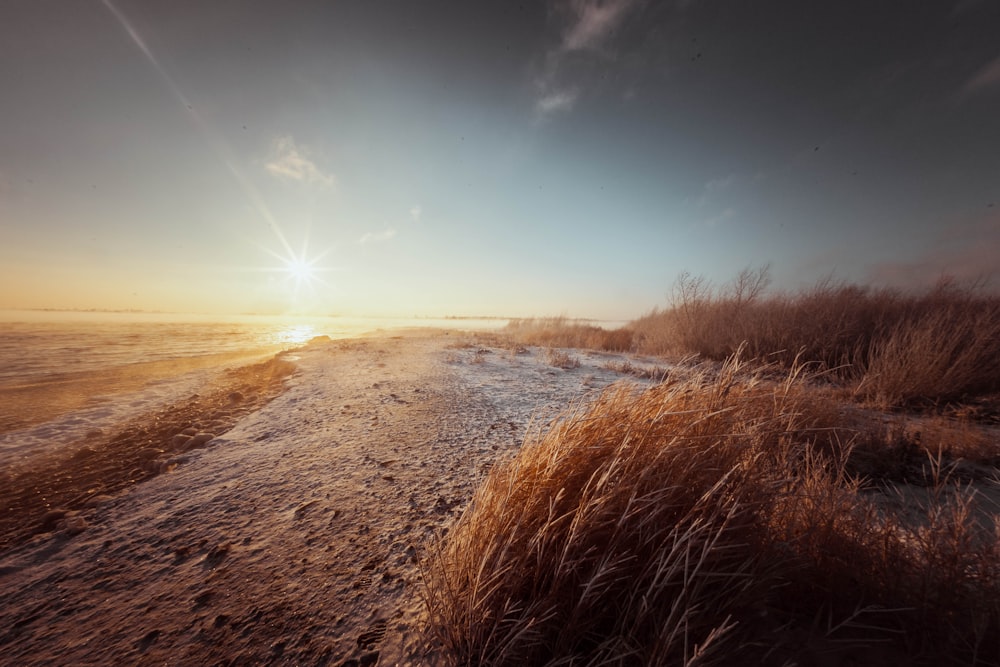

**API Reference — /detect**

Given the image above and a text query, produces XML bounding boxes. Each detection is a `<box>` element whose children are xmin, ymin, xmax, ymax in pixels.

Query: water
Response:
<box><xmin>0</xmin><ymin>311</ymin><xmax>504</xmax><ymax>465</ymax></box>
<box><xmin>0</xmin><ymin>311</ymin><xmax>504</xmax><ymax>389</ymax></box>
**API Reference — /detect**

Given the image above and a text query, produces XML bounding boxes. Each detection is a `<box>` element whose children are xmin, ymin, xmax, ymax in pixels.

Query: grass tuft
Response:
<box><xmin>504</xmin><ymin>317</ymin><xmax>634</xmax><ymax>352</ymax></box>
<box><xmin>422</xmin><ymin>357</ymin><xmax>1000</xmax><ymax>665</ymax></box>
<box><xmin>544</xmin><ymin>347</ymin><xmax>580</xmax><ymax>369</ymax></box>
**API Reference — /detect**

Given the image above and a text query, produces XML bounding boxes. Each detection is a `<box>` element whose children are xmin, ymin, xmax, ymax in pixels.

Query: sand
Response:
<box><xmin>0</xmin><ymin>330</ymin><xmax>656</xmax><ymax>666</ymax></box>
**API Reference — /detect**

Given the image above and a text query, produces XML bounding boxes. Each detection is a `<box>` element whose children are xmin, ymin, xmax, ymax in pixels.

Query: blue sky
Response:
<box><xmin>1</xmin><ymin>0</ymin><xmax>998</xmax><ymax>318</ymax></box>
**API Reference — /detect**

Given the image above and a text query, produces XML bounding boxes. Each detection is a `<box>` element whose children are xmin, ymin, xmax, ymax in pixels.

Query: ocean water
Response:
<box><xmin>0</xmin><ymin>311</ymin><xmax>504</xmax><ymax>388</ymax></box>
<box><xmin>0</xmin><ymin>311</ymin><xmax>503</xmax><ymax>466</ymax></box>
<box><xmin>1</xmin><ymin>314</ymin><xmax>345</xmax><ymax>387</ymax></box>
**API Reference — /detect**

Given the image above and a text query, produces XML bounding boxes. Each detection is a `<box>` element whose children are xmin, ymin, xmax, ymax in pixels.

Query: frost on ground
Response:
<box><xmin>0</xmin><ymin>330</ymin><xmax>659</xmax><ymax>666</ymax></box>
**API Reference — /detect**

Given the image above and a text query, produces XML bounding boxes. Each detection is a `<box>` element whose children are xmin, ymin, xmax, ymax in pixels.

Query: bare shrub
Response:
<box><xmin>630</xmin><ymin>269</ymin><xmax>1000</xmax><ymax>408</ymax></box>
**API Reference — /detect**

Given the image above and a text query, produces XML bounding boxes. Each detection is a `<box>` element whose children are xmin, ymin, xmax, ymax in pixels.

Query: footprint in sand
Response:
<box><xmin>353</xmin><ymin>558</ymin><xmax>380</xmax><ymax>591</ymax></box>
<box><xmin>192</xmin><ymin>589</ymin><xmax>215</xmax><ymax>609</ymax></box>
<box><xmin>202</xmin><ymin>542</ymin><xmax>231</xmax><ymax>569</ymax></box>
<box><xmin>292</xmin><ymin>500</ymin><xmax>318</xmax><ymax>520</ymax></box>
<box><xmin>136</xmin><ymin>629</ymin><xmax>160</xmax><ymax>653</ymax></box>
<box><xmin>356</xmin><ymin>620</ymin><xmax>387</xmax><ymax>650</ymax></box>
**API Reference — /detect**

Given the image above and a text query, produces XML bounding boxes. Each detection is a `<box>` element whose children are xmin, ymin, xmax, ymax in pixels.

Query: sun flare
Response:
<box><xmin>284</xmin><ymin>257</ymin><xmax>317</xmax><ymax>285</ymax></box>
<box><xmin>255</xmin><ymin>237</ymin><xmax>337</xmax><ymax>312</ymax></box>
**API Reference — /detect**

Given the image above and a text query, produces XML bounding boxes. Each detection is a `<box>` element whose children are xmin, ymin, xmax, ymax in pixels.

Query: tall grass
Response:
<box><xmin>629</xmin><ymin>270</ymin><xmax>1000</xmax><ymax>408</ymax></box>
<box><xmin>504</xmin><ymin>317</ymin><xmax>634</xmax><ymax>352</ymax></box>
<box><xmin>422</xmin><ymin>359</ymin><xmax>1000</xmax><ymax>665</ymax></box>
<box><xmin>858</xmin><ymin>297</ymin><xmax>1000</xmax><ymax>408</ymax></box>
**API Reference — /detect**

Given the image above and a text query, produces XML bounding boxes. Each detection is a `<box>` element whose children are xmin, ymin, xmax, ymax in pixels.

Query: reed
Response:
<box><xmin>626</xmin><ymin>270</ymin><xmax>1000</xmax><ymax>408</ymax></box>
<box><xmin>504</xmin><ymin>317</ymin><xmax>634</xmax><ymax>352</ymax></box>
<box><xmin>421</xmin><ymin>358</ymin><xmax>1000</xmax><ymax>665</ymax></box>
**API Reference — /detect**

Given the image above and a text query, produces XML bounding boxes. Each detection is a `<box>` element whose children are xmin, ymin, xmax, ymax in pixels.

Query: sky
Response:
<box><xmin>1</xmin><ymin>0</ymin><xmax>998</xmax><ymax>319</ymax></box>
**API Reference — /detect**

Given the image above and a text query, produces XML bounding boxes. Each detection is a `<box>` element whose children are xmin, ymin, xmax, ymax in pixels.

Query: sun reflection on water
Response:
<box><xmin>274</xmin><ymin>324</ymin><xmax>317</xmax><ymax>345</ymax></box>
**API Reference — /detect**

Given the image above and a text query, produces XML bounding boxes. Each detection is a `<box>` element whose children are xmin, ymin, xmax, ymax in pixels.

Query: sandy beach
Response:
<box><xmin>0</xmin><ymin>329</ymin><xmax>653</xmax><ymax>665</ymax></box>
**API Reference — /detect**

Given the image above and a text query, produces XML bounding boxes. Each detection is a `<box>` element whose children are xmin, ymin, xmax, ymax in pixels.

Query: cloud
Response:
<box><xmin>359</xmin><ymin>228</ymin><xmax>397</xmax><ymax>244</ymax></box>
<box><xmin>409</xmin><ymin>205</ymin><xmax>422</xmax><ymax>222</ymax></box>
<box><xmin>536</xmin><ymin>88</ymin><xmax>580</xmax><ymax>115</ymax></box>
<box><xmin>695</xmin><ymin>175</ymin><xmax>735</xmax><ymax>208</ymax></box>
<box><xmin>265</xmin><ymin>136</ymin><xmax>335</xmax><ymax>188</ymax></box>
<box><xmin>533</xmin><ymin>0</ymin><xmax>641</xmax><ymax>118</ymax></box>
<box><xmin>562</xmin><ymin>0</ymin><xmax>638</xmax><ymax>52</ymax></box>
<box><xmin>964</xmin><ymin>54</ymin><xmax>1000</xmax><ymax>95</ymax></box>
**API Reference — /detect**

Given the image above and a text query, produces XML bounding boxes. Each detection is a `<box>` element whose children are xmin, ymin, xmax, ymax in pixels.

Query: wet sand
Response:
<box><xmin>0</xmin><ymin>347</ymin><xmax>284</xmax><ymax>434</ymax></box>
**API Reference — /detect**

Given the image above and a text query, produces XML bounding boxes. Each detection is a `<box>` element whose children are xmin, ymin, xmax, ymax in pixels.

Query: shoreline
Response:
<box><xmin>0</xmin><ymin>347</ymin><xmax>288</xmax><ymax>437</ymax></box>
<box><xmin>0</xmin><ymin>350</ymin><xmax>298</xmax><ymax>552</ymax></box>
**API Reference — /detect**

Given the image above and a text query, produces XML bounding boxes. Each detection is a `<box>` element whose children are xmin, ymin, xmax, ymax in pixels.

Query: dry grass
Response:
<box><xmin>504</xmin><ymin>317</ymin><xmax>634</xmax><ymax>352</ymax></box>
<box><xmin>856</xmin><ymin>299</ymin><xmax>1000</xmax><ymax>408</ymax></box>
<box><xmin>422</xmin><ymin>358</ymin><xmax>1000</xmax><ymax>665</ymax></box>
<box><xmin>491</xmin><ymin>272</ymin><xmax>1000</xmax><ymax>411</ymax></box>
<box><xmin>627</xmin><ymin>270</ymin><xmax>1000</xmax><ymax>409</ymax></box>
<box><xmin>544</xmin><ymin>348</ymin><xmax>580</xmax><ymax>369</ymax></box>
<box><xmin>601</xmin><ymin>359</ymin><xmax>672</xmax><ymax>382</ymax></box>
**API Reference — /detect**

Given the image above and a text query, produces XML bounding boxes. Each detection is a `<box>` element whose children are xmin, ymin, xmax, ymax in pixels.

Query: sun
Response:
<box><xmin>255</xmin><ymin>234</ymin><xmax>338</xmax><ymax>310</ymax></box>
<box><xmin>276</xmin><ymin>250</ymin><xmax>334</xmax><ymax>299</ymax></box>
<box><xmin>284</xmin><ymin>257</ymin><xmax>317</xmax><ymax>285</ymax></box>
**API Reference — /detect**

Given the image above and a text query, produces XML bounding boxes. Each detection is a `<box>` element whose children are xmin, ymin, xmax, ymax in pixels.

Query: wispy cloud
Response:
<box><xmin>265</xmin><ymin>136</ymin><xmax>335</xmax><ymax>188</ymax></box>
<box><xmin>536</xmin><ymin>88</ymin><xmax>580</xmax><ymax>115</ymax></box>
<box><xmin>964</xmin><ymin>54</ymin><xmax>1000</xmax><ymax>95</ymax></box>
<box><xmin>409</xmin><ymin>204</ymin><xmax>422</xmax><ymax>222</ymax></box>
<box><xmin>562</xmin><ymin>0</ymin><xmax>637</xmax><ymax>52</ymax></box>
<box><xmin>359</xmin><ymin>228</ymin><xmax>397</xmax><ymax>244</ymax></box>
<box><xmin>534</xmin><ymin>0</ymin><xmax>641</xmax><ymax>118</ymax></box>
<box><xmin>695</xmin><ymin>175</ymin><xmax>735</xmax><ymax>208</ymax></box>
